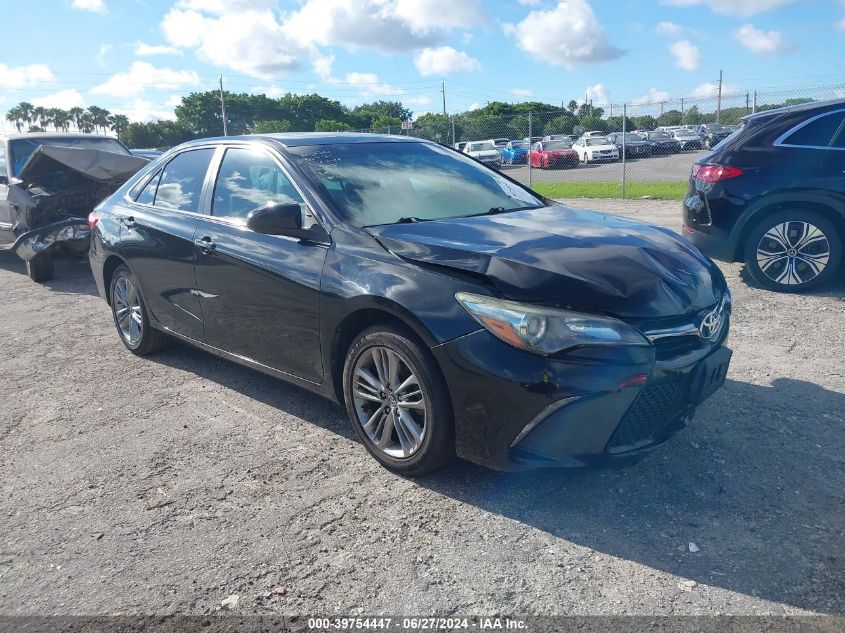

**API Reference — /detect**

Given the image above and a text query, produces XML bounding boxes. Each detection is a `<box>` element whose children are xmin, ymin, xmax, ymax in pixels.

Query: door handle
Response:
<box><xmin>194</xmin><ymin>236</ymin><xmax>216</xmax><ymax>253</ymax></box>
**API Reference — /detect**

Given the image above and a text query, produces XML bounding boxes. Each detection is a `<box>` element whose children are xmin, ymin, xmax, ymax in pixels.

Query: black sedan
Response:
<box><xmin>606</xmin><ymin>132</ymin><xmax>652</xmax><ymax>158</ymax></box>
<box><xmin>639</xmin><ymin>131</ymin><xmax>682</xmax><ymax>154</ymax></box>
<box><xmin>89</xmin><ymin>133</ymin><xmax>732</xmax><ymax>475</ymax></box>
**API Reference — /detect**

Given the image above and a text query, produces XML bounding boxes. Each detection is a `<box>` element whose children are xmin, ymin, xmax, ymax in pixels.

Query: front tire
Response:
<box><xmin>343</xmin><ymin>325</ymin><xmax>454</xmax><ymax>476</ymax></box>
<box><xmin>109</xmin><ymin>264</ymin><xmax>169</xmax><ymax>355</ymax></box>
<box><xmin>743</xmin><ymin>209</ymin><xmax>841</xmax><ymax>292</ymax></box>
<box><xmin>26</xmin><ymin>253</ymin><xmax>54</xmax><ymax>283</ymax></box>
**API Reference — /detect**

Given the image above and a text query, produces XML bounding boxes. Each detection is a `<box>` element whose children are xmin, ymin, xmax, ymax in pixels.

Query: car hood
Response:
<box><xmin>586</xmin><ymin>144</ymin><xmax>617</xmax><ymax>151</ymax></box>
<box><xmin>16</xmin><ymin>144</ymin><xmax>149</xmax><ymax>187</ymax></box>
<box><xmin>365</xmin><ymin>205</ymin><xmax>724</xmax><ymax>320</ymax></box>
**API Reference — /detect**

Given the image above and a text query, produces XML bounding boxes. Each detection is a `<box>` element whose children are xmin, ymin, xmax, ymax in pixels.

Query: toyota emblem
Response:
<box><xmin>699</xmin><ymin>307</ymin><xmax>722</xmax><ymax>340</ymax></box>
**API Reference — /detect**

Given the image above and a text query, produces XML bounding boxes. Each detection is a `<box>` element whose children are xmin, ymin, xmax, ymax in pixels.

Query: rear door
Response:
<box><xmin>192</xmin><ymin>144</ymin><xmax>328</xmax><ymax>382</ymax></box>
<box><xmin>118</xmin><ymin>147</ymin><xmax>215</xmax><ymax>341</ymax></box>
<box><xmin>0</xmin><ymin>141</ymin><xmax>12</xmax><ymax>243</ymax></box>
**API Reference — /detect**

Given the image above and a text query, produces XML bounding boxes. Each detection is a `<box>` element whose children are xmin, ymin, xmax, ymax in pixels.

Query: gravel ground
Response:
<box><xmin>0</xmin><ymin>199</ymin><xmax>843</xmax><ymax>618</ymax></box>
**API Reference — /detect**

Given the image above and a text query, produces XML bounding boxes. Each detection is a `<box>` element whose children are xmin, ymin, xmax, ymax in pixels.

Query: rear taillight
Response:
<box><xmin>693</xmin><ymin>163</ymin><xmax>743</xmax><ymax>183</ymax></box>
<box><xmin>87</xmin><ymin>210</ymin><xmax>99</xmax><ymax>231</ymax></box>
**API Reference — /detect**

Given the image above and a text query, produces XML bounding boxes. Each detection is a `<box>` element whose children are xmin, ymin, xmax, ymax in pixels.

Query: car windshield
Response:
<box><xmin>618</xmin><ymin>133</ymin><xmax>641</xmax><ymax>142</ymax></box>
<box><xmin>9</xmin><ymin>136</ymin><xmax>130</xmax><ymax>176</ymax></box>
<box><xmin>649</xmin><ymin>132</ymin><xmax>671</xmax><ymax>140</ymax></box>
<box><xmin>544</xmin><ymin>141</ymin><xmax>572</xmax><ymax>149</ymax></box>
<box><xmin>510</xmin><ymin>142</ymin><xmax>527</xmax><ymax>149</ymax></box>
<box><xmin>585</xmin><ymin>138</ymin><xmax>608</xmax><ymax>146</ymax></box>
<box><xmin>675</xmin><ymin>130</ymin><xmax>697</xmax><ymax>137</ymax></box>
<box><xmin>468</xmin><ymin>142</ymin><xmax>496</xmax><ymax>151</ymax></box>
<box><xmin>287</xmin><ymin>141</ymin><xmax>543</xmax><ymax>227</ymax></box>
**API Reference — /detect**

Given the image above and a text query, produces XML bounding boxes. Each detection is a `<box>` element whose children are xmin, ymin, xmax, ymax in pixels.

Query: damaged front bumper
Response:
<box><xmin>11</xmin><ymin>218</ymin><xmax>91</xmax><ymax>262</ymax></box>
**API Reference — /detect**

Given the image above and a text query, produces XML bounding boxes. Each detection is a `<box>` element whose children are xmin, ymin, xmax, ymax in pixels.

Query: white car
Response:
<box><xmin>463</xmin><ymin>141</ymin><xmax>502</xmax><ymax>167</ymax></box>
<box><xmin>572</xmin><ymin>137</ymin><xmax>620</xmax><ymax>163</ymax></box>
<box><xmin>580</xmin><ymin>131</ymin><xmax>609</xmax><ymax>139</ymax></box>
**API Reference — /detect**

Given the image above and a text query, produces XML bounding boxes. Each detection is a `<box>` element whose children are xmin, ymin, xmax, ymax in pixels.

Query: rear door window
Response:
<box><xmin>134</xmin><ymin>170</ymin><xmax>162</xmax><ymax>205</ymax></box>
<box><xmin>781</xmin><ymin>111</ymin><xmax>845</xmax><ymax>148</ymax></box>
<box><xmin>154</xmin><ymin>149</ymin><xmax>215</xmax><ymax>212</ymax></box>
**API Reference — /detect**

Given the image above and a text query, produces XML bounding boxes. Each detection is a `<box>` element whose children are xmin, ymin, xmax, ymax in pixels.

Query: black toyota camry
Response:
<box><xmin>89</xmin><ymin>133</ymin><xmax>732</xmax><ymax>475</ymax></box>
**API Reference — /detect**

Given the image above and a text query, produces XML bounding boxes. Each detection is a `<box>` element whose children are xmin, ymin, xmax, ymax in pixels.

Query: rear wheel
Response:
<box><xmin>26</xmin><ymin>253</ymin><xmax>54</xmax><ymax>283</ymax></box>
<box><xmin>743</xmin><ymin>209</ymin><xmax>841</xmax><ymax>292</ymax></box>
<box><xmin>343</xmin><ymin>325</ymin><xmax>454</xmax><ymax>476</ymax></box>
<box><xmin>109</xmin><ymin>265</ymin><xmax>169</xmax><ymax>355</ymax></box>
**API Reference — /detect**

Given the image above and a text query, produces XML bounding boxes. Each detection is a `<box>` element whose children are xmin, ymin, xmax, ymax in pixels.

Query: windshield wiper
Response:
<box><xmin>395</xmin><ymin>216</ymin><xmax>429</xmax><ymax>224</ymax></box>
<box><xmin>483</xmin><ymin>205</ymin><xmax>544</xmax><ymax>216</ymax></box>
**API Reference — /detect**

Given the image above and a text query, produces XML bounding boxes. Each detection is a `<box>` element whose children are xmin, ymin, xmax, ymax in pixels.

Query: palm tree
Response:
<box><xmin>109</xmin><ymin>114</ymin><xmax>130</xmax><ymax>141</ymax></box>
<box><xmin>18</xmin><ymin>102</ymin><xmax>35</xmax><ymax>130</ymax></box>
<box><xmin>77</xmin><ymin>113</ymin><xmax>96</xmax><ymax>134</ymax></box>
<box><xmin>32</xmin><ymin>107</ymin><xmax>49</xmax><ymax>130</ymax></box>
<box><xmin>6</xmin><ymin>106</ymin><xmax>24</xmax><ymax>132</ymax></box>
<box><xmin>68</xmin><ymin>107</ymin><xmax>85</xmax><ymax>131</ymax></box>
<box><xmin>52</xmin><ymin>109</ymin><xmax>71</xmax><ymax>132</ymax></box>
<box><xmin>86</xmin><ymin>106</ymin><xmax>111</xmax><ymax>134</ymax></box>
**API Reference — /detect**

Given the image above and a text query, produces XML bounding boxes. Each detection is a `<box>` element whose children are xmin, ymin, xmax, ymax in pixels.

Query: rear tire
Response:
<box><xmin>109</xmin><ymin>264</ymin><xmax>169</xmax><ymax>355</ymax></box>
<box><xmin>343</xmin><ymin>325</ymin><xmax>454</xmax><ymax>476</ymax></box>
<box><xmin>26</xmin><ymin>253</ymin><xmax>54</xmax><ymax>283</ymax></box>
<box><xmin>743</xmin><ymin>209</ymin><xmax>841</xmax><ymax>292</ymax></box>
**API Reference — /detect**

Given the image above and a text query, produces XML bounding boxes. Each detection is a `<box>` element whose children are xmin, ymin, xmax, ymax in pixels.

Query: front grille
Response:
<box><xmin>608</xmin><ymin>374</ymin><xmax>690</xmax><ymax>453</ymax></box>
<box><xmin>652</xmin><ymin>335</ymin><xmax>704</xmax><ymax>360</ymax></box>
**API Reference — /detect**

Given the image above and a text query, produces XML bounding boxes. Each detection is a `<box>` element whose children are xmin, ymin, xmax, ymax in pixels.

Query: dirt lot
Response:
<box><xmin>0</xmin><ymin>199</ymin><xmax>843</xmax><ymax>617</ymax></box>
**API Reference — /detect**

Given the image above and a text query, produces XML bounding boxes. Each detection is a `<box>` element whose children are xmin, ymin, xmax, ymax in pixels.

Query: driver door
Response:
<box><xmin>192</xmin><ymin>144</ymin><xmax>329</xmax><ymax>382</ymax></box>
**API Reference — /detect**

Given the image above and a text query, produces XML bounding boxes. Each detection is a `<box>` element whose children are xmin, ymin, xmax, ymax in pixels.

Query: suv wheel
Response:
<box><xmin>343</xmin><ymin>325</ymin><xmax>454</xmax><ymax>476</ymax></box>
<box><xmin>26</xmin><ymin>253</ymin><xmax>54</xmax><ymax>283</ymax></box>
<box><xmin>109</xmin><ymin>264</ymin><xmax>169</xmax><ymax>355</ymax></box>
<box><xmin>744</xmin><ymin>210</ymin><xmax>841</xmax><ymax>292</ymax></box>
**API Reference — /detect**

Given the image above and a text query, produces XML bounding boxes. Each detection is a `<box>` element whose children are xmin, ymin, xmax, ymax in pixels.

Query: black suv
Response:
<box><xmin>683</xmin><ymin>99</ymin><xmax>845</xmax><ymax>292</ymax></box>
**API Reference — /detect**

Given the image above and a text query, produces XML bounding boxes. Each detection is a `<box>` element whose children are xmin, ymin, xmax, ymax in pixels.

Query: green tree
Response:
<box><xmin>252</xmin><ymin>119</ymin><xmax>292</xmax><ymax>133</ymax></box>
<box><xmin>6</xmin><ymin>105</ymin><xmax>24</xmax><ymax>132</ymax></box>
<box><xmin>541</xmin><ymin>114</ymin><xmax>576</xmax><ymax>136</ymax></box>
<box><xmin>32</xmin><ymin>107</ymin><xmax>48</xmax><ymax>130</ymax></box>
<box><xmin>682</xmin><ymin>105</ymin><xmax>703</xmax><ymax>125</ymax></box>
<box><xmin>567</xmin><ymin>100</ymin><xmax>578</xmax><ymax>114</ymax></box>
<box><xmin>412</xmin><ymin>113</ymin><xmax>457</xmax><ymax>143</ymax></box>
<box><xmin>605</xmin><ymin>115</ymin><xmax>635</xmax><ymax>132</ymax></box>
<box><xmin>578</xmin><ymin>117</ymin><xmax>608</xmax><ymax>133</ymax></box>
<box><xmin>351</xmin><ymin>101</ymin><xmax>411</xmax><ymax>129</ymax></box>
<box><xmin>87</xmin><ymin>106</ymin><xmax>112</xmax><ymax>133</ymax></box>
<box><xmin>68</xmin><ymin>107</ymin><xmax>85</xmax><ymax>130</ymax></box>
<box><xmin>123</xmin><ymin>120</ymin><xmax>193</xmax><ymax>149</ymax></box>
<box><xmin>314</xmin><ymin>119</ymin><xmax>352</xmax><ymax>132</ymax></box>
<box><xmin>656</xmin><ymin>110</ymin><xmax>683</xmax><ymax>127</ymax></box>
<box><xmin>109</xmin><ymin>114</ymin><xmax>130</xmax><ymax>140</ymax></box>
<box><xmin>632</xmin><ymin>115</ymin><xmax>657</xmax><ymax>131</ymax></box>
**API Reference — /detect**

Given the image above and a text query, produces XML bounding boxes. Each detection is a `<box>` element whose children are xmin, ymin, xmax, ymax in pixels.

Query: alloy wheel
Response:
<box><xmin>756</xmin><ymin>221</ymin><xmax>830</xmax><ymax>286</ymax></box>
<box><xmin>113</xmin><ymin>275</ymin><xmax>143</xmax><ymax>345</ymax></box>
<box><xmin>351</xmin><ymin>346</ymin><xmax>427</xmax><ymax>459</ymax></box>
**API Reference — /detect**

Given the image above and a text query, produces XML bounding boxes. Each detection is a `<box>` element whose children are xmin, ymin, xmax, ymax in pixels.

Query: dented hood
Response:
<box><xmin>16</xmin><ymin>145</ymin><xmax>148</xmax><ymax>188</ymax></box>
<box><xmin>365</xmin><ymin>205</ymin><xmax>725</xmax><ymax>319</ymax></box>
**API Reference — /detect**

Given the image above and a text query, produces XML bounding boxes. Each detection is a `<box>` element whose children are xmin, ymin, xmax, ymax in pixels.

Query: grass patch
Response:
<box><xmin>532</xmin><ymin>181</ymin><xmax>687</xmax><ymax>201</ymax></box>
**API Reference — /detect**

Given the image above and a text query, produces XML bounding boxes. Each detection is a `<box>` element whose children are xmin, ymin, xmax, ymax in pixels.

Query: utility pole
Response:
<box><xmin>717</xmin><ymin>69</ymin><xmax>723</xmax><ymax>123</ymax></box>
<box><xmin>681</xmin><ymin>98</ymin><xmax>685</xmax><ymax>119</ymax></box>
<box><xmin>753</xmin><ymin>90</ymin><xmax>758</xmax><ymax>114</ymax></box>
<box><xmin>219</xmin><ymin>75</ymin><xmax>228</xmax><ymax>136</ymax></box>
<box><xmin>441</xmin><ymin>81</ymin><xmax>446</xmax><ymax>116</ymax></box>
<box><xmin>745</xmin><ymin>91</ymin><xmax>750</xmax><ymax>114</ymax></box>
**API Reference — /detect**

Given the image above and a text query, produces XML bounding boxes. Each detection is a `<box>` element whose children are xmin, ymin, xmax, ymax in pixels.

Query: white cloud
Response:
<box><xmin>162</xmin><ymin>9</ymin><xmax>303</xmax><ymax>78</ymax></box>
<box><xmin>175</xmin><ymin>0</ymin><xmax>278</xmax><ymax>13</ymax></box>
<box><xmin>313</xmin><ymin>54</ymin><xmax>335</xmax><ymax>82</ymax></box>
<box><xmin>135</xmin><ymin>42</ymin><xmax>180</xmax><ymax>56</ymax></box>
<box><xmin>691</xmin><ymin>82</ymin><xmax>740</xmax><ymax>98</ymax></box>
<box><xmin>511</xmin><ymin>88</ymin><xmax>534</xmax><ymax>97</ymax></box>
<box><xmin>466</xmin><ymin>102</ymin><xmax>480</xmax><ymax>111</ymax></box>
<box><xmin>0</xmin><ymin>64</ymin><xmax>54</xmax><ymax>89</ymax></box>
<box><xmin>252</xmin><ymin>85</ymin><xmax>286</xmax><ymax>98</ymax></box>
<box><xmin>414</xmin><ymin>47</ymin><xmax>481</xmax><ymax>76</ymax></box>
<box><xmin>343</xmin><ymin>72</ymin><xmax>404</xmax><ymax>98</ymax></box>
<box><xmin>661</xmin><ymin>0</ymin><xmax>796</xmax><ymax>17</ymax></box>
<box><xmin>669</xmin><ymin>40</ymin><xmax>701</xmax><ymax>70</ymax></box>
<box><xmin>837</xmin><ymin>18</ymin><xmax>845</xmax><ymax>31</ymax></box>
<box><xmin>405</xmin><ymin>95</ymin><xmax>432</xmax><ymax>106</ymax></box>
<box><xmin>585</xmin><ymin>83</ymin><xmax>610</xmax><ymax>105</ymax></box>
<box><xmin>655</xmin><ymin>21</ymin><xmax>684</xmax><ymax>37</ymax></box>
<box><xmin>116</xmin><ymin>99</ymin><xmax>178</xmax><ymax>122</ymax></box>
<box><xmin>72</xmin><ymin>0</ymin><xmax>107</xmax><ymax>14</ymax></box>
<box><xmin>733</xmin><ymin>23</ymin><xmax>792</xmax><ymax>54</ymax></box>
<box><xmin>32</xmin><ymin>89</ymin><xmax>86</xmax><ymax>110</ymax></box>
<box><xmin>95</xmin><ymin>44</ymin><xmax>112</xmax><ymax>69</ymax></box>
<box><xmin>633</xmin><ymin>88</ymin><xmax>671</xmax><ymax>104</ymax></box>
<box><xmin>91</xmin><ymin>61</ymin><xmax>200</xmax><ymax>97</ymax></box>
<box><xmin>507</xmin><ymin>0</ymin><xmax>623</xmax><ymax>67</ymax></box>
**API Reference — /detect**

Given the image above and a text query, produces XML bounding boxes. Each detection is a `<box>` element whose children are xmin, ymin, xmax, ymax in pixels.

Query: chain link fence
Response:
<box><xmin>354</xmin><ymin>83</ymin><xmax>845</xmax><ymax>201</ymax></box>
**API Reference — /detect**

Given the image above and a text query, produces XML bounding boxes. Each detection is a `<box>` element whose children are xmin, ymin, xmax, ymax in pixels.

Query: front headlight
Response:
<box><xmin>455</xmin><ymin>292</ymin><xmax>650</xmax><ymax>355</ymax></box>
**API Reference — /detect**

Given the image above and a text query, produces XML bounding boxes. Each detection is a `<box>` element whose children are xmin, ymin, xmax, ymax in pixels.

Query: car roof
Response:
<box><xmin>175</xmin><ymin>132</ymin><xmax>430</xmax><ymax>149</ymax></box>
<box><xmin>742</xmin><ymin>97</ymin><xmax>845</xmax><ymax>122</ymax></box>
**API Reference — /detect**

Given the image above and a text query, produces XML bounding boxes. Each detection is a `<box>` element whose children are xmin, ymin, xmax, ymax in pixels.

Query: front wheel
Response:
<box><xmin>109</xmin><ymin>264</ymin><xmax>169</xmax><ymax>355</ymax></box>
<box><xmin>743</xmin><ymin>210</ymin><xmax>841</xmax><ymax>292</ymax></box>
<box><xmin>343</xmin><ymin>326</ymin><xmax>454</xmax><ymax>476</ymax></box>
<box><xmin>26</xmin><ymin>253</ymin><xmax>54</xmax><ymax>283</ymax></box>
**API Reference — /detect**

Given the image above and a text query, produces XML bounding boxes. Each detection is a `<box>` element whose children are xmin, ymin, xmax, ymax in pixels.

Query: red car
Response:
<box><xmin>529</xmin><ymin>141</ymin><xmax>579</xmax><ymax>169</ymax></box>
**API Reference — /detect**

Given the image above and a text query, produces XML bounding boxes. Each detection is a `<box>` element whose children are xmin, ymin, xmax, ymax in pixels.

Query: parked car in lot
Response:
<box><xmin>542</xmin><ymin>134</ymin><xmax>576</xmax><ymax>145</ymax></box>
<box><xmin>580</xmin><ymin>130</ymin><xmax>609</xmax><ymax>139</ymax></box>
<box><xmin>90</xmin><ymin>133</ymin><xmax>732</xmax><ymax>475</ymax></box>
<box><xmin>453</xmin><ymin>141</ymin><xmax>467</xmax><ymax>152</ymax></box>
<box><xmin>529</xmin><ymin>141</ymin><xmax>579</xmax><ymax>169</ymax></box>
<box><xmin>501</xmin><ymin>140</ymin><xmax>529</xmax><ymax>164</ymax></box>
<box><xmin>572</xmin><ymin>137</ymin><xmax>620</xmax><ymax>163</ymax></box>
<box><xmin>490</xmin><ymin>138</ymin><xmax>510</xmax><ymax>148</ymax></box>
<box><xmin>684</xmin><ymin>99</ymin><xmax>845</xmax><ymax>292</ymax></box>
<box><xmin>130</xmin><ymin>148</ymin><xmax>164</xmax><ymax>160</ymax></box>
<box><xmin>0</xmin><ymin>133</ymin><xmax>147</xmax><ymax>281</ymax></box>
<box><xmin>522</xmin><ymin>136</ymin><xmax>543</xmax><ymax>145</ymax></box>
<box><xmin>463</xmin><ymin>140</ymin><xmax>501</xmax><ymax>168</ymax></box>
<box><xmin>671</xmin><ymin>129</ymin><xmax>704</xmax><ymax>150</ymax></box>
<box><xmin>638</xmin><ymin>131</ymin><xmax>682</xmax><ymax>154</ymax></box>
<box><xmin>606</xmin><ymin>132</ymin><xmax>652</xmax><ymax>158</ymax></box>
<box><xmin>698</xmin><ymin>123</ymin><xmax>733</xmax><ymax>149</ymax></box>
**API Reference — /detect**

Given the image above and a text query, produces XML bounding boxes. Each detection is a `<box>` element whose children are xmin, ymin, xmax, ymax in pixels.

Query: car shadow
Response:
<box><xmin>738</xmin><ymin>263</ymin><xmax>845</xmax><ymax>297</ymax></box>
<box><xmin>0</xmin><ymin>246</ymin><xmax>99</xmax><ymax>297</ymax></box>
<box><xmin>144</xmin><ymin>340</ymin><xmax>845</xmax><ymax>614</ymax></box>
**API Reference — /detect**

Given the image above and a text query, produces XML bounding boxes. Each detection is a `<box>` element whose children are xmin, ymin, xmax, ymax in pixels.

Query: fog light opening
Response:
<box><xmin>618</xmin><ymin>373</ymin><xmax>649</xmax><ymax>390</ymax></box>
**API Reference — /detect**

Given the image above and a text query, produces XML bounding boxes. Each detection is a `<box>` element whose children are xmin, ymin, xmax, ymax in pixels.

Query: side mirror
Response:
<box><xmin>246</xmin><ymin>202</ymin><xmax>302</xmax><ymax>236</ymax></box>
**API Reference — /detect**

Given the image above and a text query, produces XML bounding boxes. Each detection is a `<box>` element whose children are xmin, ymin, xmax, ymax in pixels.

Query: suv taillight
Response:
<box><xmin>693</xmin><ymin>163</ymin><xmax>743</xmax><ymax>183</ymax></box>
<box><xmin>88</xmin><ymin>210</ymin><xmax>99</xmax><ymax>230</ymax></box>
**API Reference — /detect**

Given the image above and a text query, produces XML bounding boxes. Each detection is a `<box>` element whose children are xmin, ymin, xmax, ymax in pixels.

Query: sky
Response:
<box><xmin>2</xmin><ymin>0</ymin><xmax>845</xmax><ymax>127</ymax></box>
